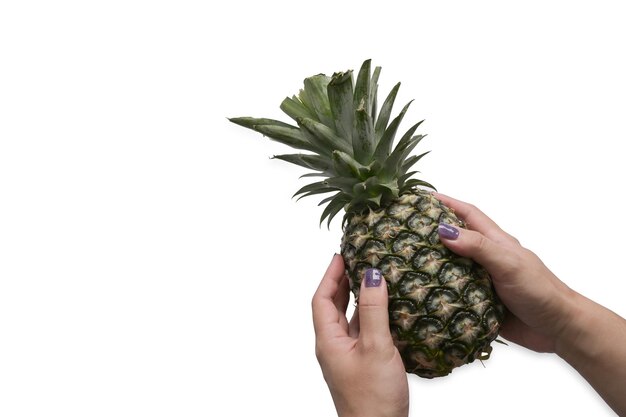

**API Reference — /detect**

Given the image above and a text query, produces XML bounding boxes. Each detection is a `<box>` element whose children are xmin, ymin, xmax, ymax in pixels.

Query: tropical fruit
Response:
<box><xmin>230</xmin><ymin>60</ymin><xmax>503</xmax><ymax>377</ymax></box>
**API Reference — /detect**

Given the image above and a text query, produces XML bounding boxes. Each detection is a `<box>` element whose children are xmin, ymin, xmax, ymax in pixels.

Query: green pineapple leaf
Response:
<box><xmin>280</xmin><ymin>96</ymin><xmax>316</xmax><ymax>122</ymax></box>
<box><xmin>272</xmin><ymin>153</ymin><xmax>330</xmax><ymax>172</ymax></box>
<box><xmin>320</xmin><ymin>193</ymin><xmax>350</xmax><ymax>228</ymax></box>
<box><xmin>374</xmin><ymin>100</ymin><xmax>414</xmax><ymax>161</ymax></box>
<box><xmin>369</xmin><ymin>66</ymin><xmax>381</xmax><ymax>124</ymax></box>
<box><xmin>292</xmin><ymin>180</ymin><xmax>337</xmax><ymax>201</ymax></box>
<box><xmin>374</xmin><ymin>82</ymin><xmax>401</xmax><ymax>143</ymax></box>
<box><xmin>300</xmin><ymin>75</ymin><xmax>333</xmax><ymax>127</ymax></box>
<box><xmin>230</xmin><ymin>118</ymin><xmax>321</xmax><ymax>154</ymax></box>
<box><xmin>332</xmin><ymin>150</ymin><xmax>369</xmax><ymax>180</ymax></box>
<box><xmin>398</xmin><ymin>170</ymin><xmax>419</xmax><ymax>185</ymax></box>
<box><xmin>351</xmin><ymin>60</ymin><xmax>375</xmax><ymax>161</ymax></box>
<box><xmin>325</xmin><ymin>176</ymin><xmax>360</xmax><ymax>194</ymax></box>
<box><xmin>381</xmin><ymin>134</ymin><xmax>425</xmax><ymax>181</ymax></box>
<box><xmin>400</xmin><ymin>151</ymin><xmax>430</xmax><ymax>176</ymax></box>
<box><xmin>318</xmin><ymin>193</ymin><xmax>340</xmax><ymax>206</ymax></box>
<box><xmin>402</xmin><ymin>178</ymin><xmax>436</xmax><ymax>191</ymax></box>
<box><xmin>297</xmin><ymin>117</ymin><xmax>352</xmax><ymax>155</ymax></box>
<box><xmin>328</xmin><ymin>70</ymin><xmax>354</xmax><ymax>143</ymax></box>
<box><xmin>228</xmin><ymin>116</ymin><xmax>295</xmax><ymax>130</ymax></box>
<box><xmin>353</xmin><ymin>59</ymin><xmax>371</xmax><ymax>113</ymax></box>
<box><xmin>230</xmin><ymin>59</ymin><xmax>435</xmax><ymax>222</ymax></box>
<box><xmin>353</xmin><ymin>99</ymin><xmax>375</xmax><ymax>162</ymax></box>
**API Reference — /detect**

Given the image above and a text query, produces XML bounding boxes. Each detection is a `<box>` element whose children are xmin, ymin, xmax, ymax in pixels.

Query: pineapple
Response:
<box><xmin>229</xmin><ymin>60</ymin><xmax>504</xmax><ymax>378</ymax></box>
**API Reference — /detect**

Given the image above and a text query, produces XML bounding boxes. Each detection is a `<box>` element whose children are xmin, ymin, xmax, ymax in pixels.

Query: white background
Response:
<box><xmin>1</xmin><ymin>1</ymin><xmax>625</xmax><ymax>416</ymax></box>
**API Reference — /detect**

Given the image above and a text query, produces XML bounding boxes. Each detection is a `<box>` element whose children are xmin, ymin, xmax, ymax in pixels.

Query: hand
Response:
<box><xmin>435</xmin><ymin>193</ymin><xmax>575</xmax><ymax>353</ymax></box>
<box><xmin>312</xmin><ymin>255</ymin><xmax>409</xmax><ymax>417</ymax></box>
<box><xmin>435</xmin><ymin>193</ymin><xmax>626</xmax><ymax>416</ymax></box>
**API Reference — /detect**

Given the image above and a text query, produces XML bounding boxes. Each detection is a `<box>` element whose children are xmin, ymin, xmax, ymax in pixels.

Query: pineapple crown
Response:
<box><xmin>229</xmin><ymin>59</ymin><xmax>434</xmax><ymax>227</ymax></box>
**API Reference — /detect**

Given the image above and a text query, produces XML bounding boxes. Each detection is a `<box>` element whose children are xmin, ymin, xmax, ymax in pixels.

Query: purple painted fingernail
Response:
<box><xmin>438</xmin><ymin>223</ymin><xmax>460</xmax><ymax>240</ymax></box>
<box><xmin>365</xmin><ymin>268</ymin><xmax>382</xmax><ymax>287</ymax></box>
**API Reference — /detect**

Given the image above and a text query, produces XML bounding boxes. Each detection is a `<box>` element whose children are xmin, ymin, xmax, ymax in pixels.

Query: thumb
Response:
<box><xmin>437</xmin><ymin>223</ymin><xmax>517</xmax><ymax>278</ymax></box>
<box><xmin>357</xmin><ymin>268</ymin><xmax>394</xmax><ymax>352</ymax></box>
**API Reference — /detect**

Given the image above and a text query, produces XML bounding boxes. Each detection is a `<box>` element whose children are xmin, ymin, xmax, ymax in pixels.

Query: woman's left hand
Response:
<box><xmin>312</xmin><ymin>254</ymin><xmax>409</xmax><ymax>417</ymax></box>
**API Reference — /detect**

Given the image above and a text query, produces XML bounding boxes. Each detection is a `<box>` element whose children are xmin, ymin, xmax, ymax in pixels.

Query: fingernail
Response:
<box><xmin>438</xmin><ymin>223</ymin><xmax>460</xmax><ymax>240</ymax></box>
<box><xmin>365</xmin><ymin>268</ymin><xmax>382</xmax><ymax>287</ymax></box>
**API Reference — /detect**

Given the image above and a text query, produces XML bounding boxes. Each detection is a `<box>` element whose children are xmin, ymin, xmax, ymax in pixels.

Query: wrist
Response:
<box><xmin>335</xmin><ymin>397</ymin><xmax>409</xmax><ymax>417</ymax></box>
<box><xmin>337</xmin><ymin>403</ymin><xmax>409</xmax><ymax>417</ymax></box>
<box><xmin>553</xmin><ymin>291</ymin><xmax>608</xmax><ymax>364</ymax></box>
<box><xmin>340</xmin><ymin>411</ymin><xmax>408</xmax><ymax>417</ymax></box>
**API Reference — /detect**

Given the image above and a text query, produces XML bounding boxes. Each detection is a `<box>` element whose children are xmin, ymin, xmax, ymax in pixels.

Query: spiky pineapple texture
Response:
<box><xmin>342</xmin><ymin>188</ymin><xmax>503</xmax><ymax>377</ymax></box>
<box><xmin>230</xmin><ymin>60</ymin><xmax>503</xmax><ymax>377</ymax></box>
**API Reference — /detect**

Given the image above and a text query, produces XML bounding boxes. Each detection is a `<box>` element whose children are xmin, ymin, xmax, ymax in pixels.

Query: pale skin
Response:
<box><xmin>312</xmin><ymin>193</ymin><xmax>626</xmax><ymax>417</ymax></box>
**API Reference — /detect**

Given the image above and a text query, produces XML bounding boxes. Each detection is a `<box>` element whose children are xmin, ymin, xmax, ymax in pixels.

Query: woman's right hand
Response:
<box><xmin>435</xmin><ymin>193</ymin><xmax>626</xmax><ymax>416</ymax></box>
<box><xmin>434</xmin><ymin>193</ymin><xmax>576</xmax><ymax>353</ymax></box>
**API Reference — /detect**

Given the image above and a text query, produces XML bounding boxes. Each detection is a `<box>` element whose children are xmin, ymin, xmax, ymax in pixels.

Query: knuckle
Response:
<box><xmin>314</xmin><ymin>339</ymin><xmax>329</xmax><ymax>363</ymax></box>
<box><xmin>467</xmin><ymin>203</ymin><xmax>479</xmax><ymax>212</ymax></box>
<box><xmin>357</xmin><ymin>300</ymin><xmax>381</xmax><ymax>309</ymax></box>
<box><xmin>314</xmin><ymin>344</ymin><xmax>324</xmax><ymax>362</ymax></box>
<box><xmin>474</xmin><ymin>233</ymin><xmax>489</xmax><ymax>253</ymax></box>
<box><xmin>466</xmin><ymin>203</ymin><xmax>484</xmax><ymax>219</ymax></box>
<box><xmin>498</xmin><ymin>249</ymin><xmax>523</xmax><ymax>277</ymax></box>
<box><xmin>311</xmin><ymin>293</ymin><xmax>322</xmax><ymax>311</ymax></box>
<box><xmin>358</xmin><ymin>336</ymin><xmax>394</xmax><ymax>359</ymax></box>
<box><xmin>499</xmin><ymin>231</ymin><xmax>521</xmax><ymax>247</ymax></box>
<box><xmin>508</xmin><ymin>234</ymin><xmax>521</xmax><ymax>246</ymax></box>
<box><xmin>358</xmin><ymin>337</ymin><xmax>380</xmax><ymax>356</ymax></box>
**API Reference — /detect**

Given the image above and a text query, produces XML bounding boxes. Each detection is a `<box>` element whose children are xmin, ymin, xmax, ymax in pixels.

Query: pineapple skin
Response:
<box><xmin>341</xmin><ymin>189</ymin><xmax>504</xmax><ymax>378</ymax></box>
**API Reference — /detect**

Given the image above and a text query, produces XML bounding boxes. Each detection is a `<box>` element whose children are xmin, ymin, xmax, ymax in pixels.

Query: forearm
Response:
<box><xmin>555</xmin><ymin>292</ymin><xmax>626</xmax><ymax>416</ymax></box>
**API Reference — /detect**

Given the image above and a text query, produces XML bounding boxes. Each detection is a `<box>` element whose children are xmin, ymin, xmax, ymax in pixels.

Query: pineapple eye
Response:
<box><xmin>343</xmin><ymin>223</ymin><xmax>370</xmax><ymax>249</ymax></box>
<box><xmin>387</xmin><ymin>203</ymin><xmax>414</xmax><ymax>221</ymax></box>
<box><xmin>463</xmin><ymin>282</ymin><xmax>490</xmax><ymax>305</ymax></box>
<box><xmin>407</xmin><ymin>213</ymin><xmax>435</xmax><ymax>238</ymax></box>
<box><xmin>377</xmin><ymin>255</ymin><xmax>406</xmax><ymax>285</ymax></box>
<box><xmin>448</xmin><ymin>311</ymin><xmax>482</xmax><ymax>343</ymax></box>
<box><xmin>359</xmin><ymin>239</ymin><xmax>386</xmax><ymax>266</ymax></box>
<box><xmin>389</xmin><ymin>299</ymin><xmax>419</xmax><ymax>331</ymax></box>
<box><xmin>392</xmin><ymin>232</ymin><xmax>421</xmax><ymax>261</ymax></box>
<box><xmin>413</xmin><ymin>248</ymin><xmax>445</xmax><ymax>275</ymax></box>
<box><xmin>413</xmin><ymin>317</ymin><xmax>445</xmax><ymax>350</ymax></box>
<box><xmin>424</xmin><ymin>288</ymin><xmax>460</xmax><ymax>321</ymax></box>
<box><xmin>341</xmin><ymin>244</ymin><xmax>358</xmax><ymax>271</ymax></box>
<box><xmin>398</xmin><ymin>271</ymin><xmax>432</xmax><ymax>303</ymax></box>
<box><xmin>482</xmin><ymin>306</ymin><xmax>504</xmax><ymax>338</ymax></box>
<box><xmin>438</xmin><ymin>263</ymin><xmax>471</xmax><ymax>291</ymax></box>
<box><xmin>353</xmin><ymin>262</ymin><xmax>372</xmax><ymax>286</ymax></box>
<box><xmin>373</xmin><ymin>217</ymin><xmax>402</xmax><ymax>240</ymax></box>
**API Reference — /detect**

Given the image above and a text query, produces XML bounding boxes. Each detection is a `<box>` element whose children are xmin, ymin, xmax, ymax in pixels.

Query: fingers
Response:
<box><xmin>313</xmin><ymin>256</ymin><xmax>395</xmax><ymax>350</ymax></box>
<box><xmin>312</xmin><ymin>254</ymin><xmax>348</xmax><ymax>337</ymax></box>
<box><xmin>334</xmin><ymin>272</ymin><xmax>351</xmax><ymax>315</ymax></box>
<box><xmin>438</xmin><ymin>223</ymin><xmax>520</xmax><ymax>279</ymax></box>
<box><xmin>434</xmin><ymin>193</ymin><xmax>516</xmax><ymax>245</ymax></box>
<box><xmin>348</xmin><ymin>309</ymin><xmax>360</xmax><ymax>338</ymax></box>
<box><xmin>356</xmin><ymin>269</ymin><xmax>394</xmax><ymax>353</ymax></box>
